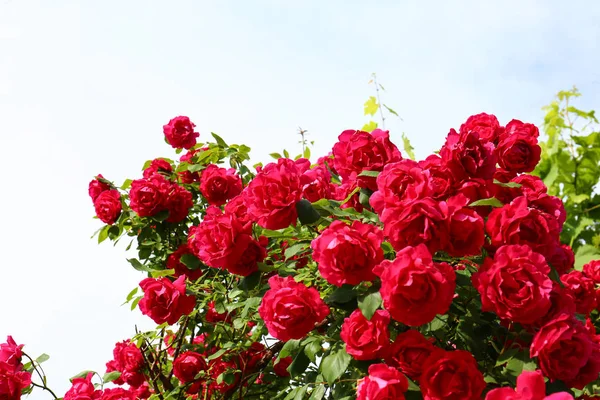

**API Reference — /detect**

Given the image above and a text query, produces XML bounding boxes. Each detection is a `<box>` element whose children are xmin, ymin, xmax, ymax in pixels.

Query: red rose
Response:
<box><xmin>188</xmin><ymin>206</ymin><xmax>264</xmax><ymax>276</ymax></box>
<box><xmin>332</xmin><ymin>129</ymin><xmax>402</xmax><ymax>190</ymax></box>
<box><xmin>299</xmin><ymin>165</ymin><xmax>335</xmax><ymax>203</ymax></box>
<box><xmin>143</xmin><ymin>158</ymin><xmax>172</xmax><ymax>179</ymax></box>
<box><xmin>93</xmin><ymin>190</ymin><xmax>122</xmax><ymax>225</ymax></box>
<box><xmin>199</xmin><ymin>164</ymin><xmax>243</xmax><ymax>206</ymax></box>
<box><xmin>133</xmin><ymin>383</ymin><xmax>151</xmax><ymax>400</ymax></box>
<box><xmin>163</xmin><ymin>116</ymin><xmax>199</xmax><ymax>149</ymax></box>
<box><xmin>530</xmin><ymin>313</ymin><xmax>600</xmax><ymax>389</ymax></box>
<box><xmin>0</xmin><ymin>337</ymin><xmax>23</xmax><ymax>369</ymax></box>
<box><xmin>356</xmin><ymin>363</ymin><xmax>408</xmax><ymax>400</ymax></box>
<box><xmin>173</xmin><ymin>351</ymin><xmax>208</xmax><ymax>384</ymax></box>
<box><xmin>129</xmin><ymin>176</ymin><xmax>170</xmax><ymax>217</ymax></box>
<box><xmin>380</xmin><ymin>198</ymin><xmax>449</xmax><ymax>253</ymax></box>
<box><xmin>273</xmin><ymin>356</ymin><xmax>292</xmax><ymax>377</ymax></box>
<box><xmin>493</xmin><ymin>173</ymin><xmax>547</xmax><ymax>204</ymax></box>
<box><xmin>311</xmin><ymin>220</ymin><xmax>383</xmax><ymax>287</ymax></box>
<box><xmin>138</xmin><ymin>276</ymin><xmax>196</xmax><ymax>325</ymax></box>
<box><xmin>167</xmin><ymin>244</ymin><xmax>203</xmax><ymax>282</ymax></box>
<box><xmin>420</xmin><ymin>350</ymin><xmax>485</xmax><ymax>400</ymax></box>
<box><xmin>472</xmin><ymin>245</ymin><xmax>552</xmax><ymax>324</ymax></box>
<box><xmin>224</xmin><ymin>193</ymin><xmax>254</xmax><ymax>230</ymax></box>
<box><xmin>583</xmin><ymin>260</ymin><xmax>600</xmax><ymax>283</ymax></box>
<box><xmin>98</xmin><ymin>388</ymin><xmax>136</xmax><ymax>400</ymax></box>
<box><xmin>165</xmin><ymin>184</ymin><xmax>193</xmax><ymax>223</ymax></box>
<box><xmin>373</xmin><ymin>244</ymin><xmax>455</xmax><ymax>326</ymax></box>
<box><xmin>385</xmin><ymin>330</ymin><xmax>441</xmax><ymax>381</ymax></box>
<box><xmin>496</xmin><ymin>120</ymin><xmax>541</xmax><ymax>173</ymax></box>
<box><xmin>444</xmin><ymin>194</ymin><xmax>485</xmax><ymax>257</ymax></box>
<box><xmin>528</xmin><ymin>194</ymin><xmax>566</xmax><ymax>229</ymax></box>
<box><xmin>485</xmin><ymin>196</ymin><xmax>559</xmax><ymax>256</ymax></box>
<box><xmin>460</xmin><ymin>113</ymin><xmax>503</xmax><ymax>143</ymax></box>
<box><xmin>537</xmin><ymin>283</ymin><xmax>576</xmax><ymax>328</ymax></box>
<box><xmin>334</xmin><ymin>181</ymin><xmax>363</xmax><ymax>212</ymax></box>
<box><xmin>0</xmin><ymin>362</ymin><xmax>32</xmax><ymax>400</ymax></box>
<box><xmin>89</xmin><ymin>174</ymin><xmax>111</xmax><ymax>201</ymax></box>
<box><xmin>419</xmin><ymin>155</ymin><xmax>455</xmax><ymax>200</ymax></box>
<box><xmin>258</xmin><ymin>276</ymin><xmax>329</xmax><ymax>341</ymax></box>
<box><xmin>238</xmin><ymin>342</ymin><xmax>266</xmax><ymax>374</ymax></box>
<box><xmin>455</xmin><ymin>178</ymin><xmax>493</xmax><ymax>217</ymax></box>
<box><xmin>205</xmin><ymin>300</ymin><xmax>232</xmax><ymax>324</ymax></box>
<box><xmin>178</xmin><ymin>149</ymin><xmax>201</xmax><ymax>183</ymax></box>
<box><xmin>546</xmin><ymin>243</ymin><xmax>575</xmax><ymax>275</ymax></box>
<box><xmin>485</xmin><ymin>370</ymin><xmax>573</xmax><ymax>400</ymax></box>
<box><xmin>369</xmin><ymin>159</ymin><xmax>430</xmax><ymax>214</ymax></box>
<box><xmin>64</xmin><ymin>372</ymin><xmax>99</xmax><ymax>400</ymax></box>
<box><xmin>440</xmin><ymin>128</ymin><xmax>496</xmax><ymax>182</ymax></box>
<box><xmin>317</xmin><ymin>153</ymin><xmax>337</xmax><ymax>175</ymax></box>
<box><xmin>207</xmin><ymin>357</ymin><xmax>239</xmax><ymax>394</ymax></box>
<box><xmin>244</xmin><ymin>158</ymin><xmax>303</xmax><ymax>230</ymax></box>
<box><xmin>340</xmin><ymin>309</ymin><xmax>390</xmax><ymax>360</ymax></box>
<box><xmin>561</xmin><ymin>271</ymin><xmax>597</xmax><ymax>315</ymax></box>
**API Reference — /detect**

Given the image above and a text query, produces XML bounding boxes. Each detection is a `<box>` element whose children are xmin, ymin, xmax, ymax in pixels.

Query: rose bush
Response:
<box><xmin>5</xmin><ymin>99</ymin><xmax>600</xmax><ymax>400</ymax></box>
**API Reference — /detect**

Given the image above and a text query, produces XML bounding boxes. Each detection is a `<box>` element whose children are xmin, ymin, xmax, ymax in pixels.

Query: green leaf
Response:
<box><xmin>285</xmin><ymin>243</ymin><xmax>309</xmax><ymax>260</ymax></box>
<box><xmin>130</xmin><ymin>296</ymin><xmax>142</xmax><ymax>311</ymax></box>
<box><xmin>127</xmin><ymin>258</ymin><xmax>151</xmax><ymax>272</ymax></box>
<box><xmin>289</xmin><ymin>351</ymin><xmax>311</xmax><ymax>378</ymax></box>
<box><xmin>125</xmin><ymin>287</ymin><xmax>138</xmax><ymax>303</ymax></box>
<box><xmin>151</xmin><ymin>269</ymin><xmax>175</xmax><ymax>278</ymax></box>
<box><xmin>303</xmin><ymin>147</ymin><xmax>311</xmax><ymax>160</ymax></box>
<box><xmin>240</xmin><ymin>272</ymin><xmax>261</xmax><ymax>291</ymax></box>
<box><xmin>493</xmin><ymin>179</ymin><xmax>522</xmax><ymax>188</ymax></box>
<box><xmin>308</xmin><ymin>385</ymin><xmax>326</xmax><ymax>400</ymax></box>
<box><xmin>152</xmin><ymin>209</ymin><xmax>170</xmax><ymax>222</ymax></box>
<box><xmin>358</xmin><ymin>292</ymin><xmax>382</xmax><ymax>320</ymax></box>
<box><xmin>427</xmin><ymin>314</ymin><xmax>447</xmax><ymax>332</ymax></box>
<box><xmin>304</xmin><ymin>339</ymin><xmax>322</xmax><ymax>363</ymax></box>
<box><xmin>402</xmin><ymin>133</ymin><xmax>415</xmax><ymax>160</ymax></box>
<box><xmin>70</xmin><ymin>370</ymin><xmax>95</xmax><ymax>382</ymax></box>
<box><xmin>361</xmin><ymin>121</ymin><xmax>378</xmax><ymax>132</ymax></box>
<box><xmin>570</xmin><ymin>217</ymin><xmax>594</xmax><ymax>247</ymax></box>
<box><xmin>180</xmin><ymin>253</ymin><xmax>201</xmax><ymax>270</ymax></box>
<box><xmin>283</xmin><ymin>149</ymin><xmax>290</xmax><ymax>158</ymax></box>
<box><xmin>211</xmin><ymin>132</ymin><xmax>228</xmax><ymax>148</ymax></box>
<box><xmin>383</xmin><ymin>104</ymin><xmax>399</xmax><ymax>117</ymax></box>
<box><xmin>102</xmin><ymin>371</ymin><xmax>121</xmax><ymax>383</ymax></box>
<box><xmin>269</xmin><ymin>153</ymin><xmax>283</xmax><ymax>160</ymax></box>
<box><xmin>279</xmin><ymin>340</ymin><xmax>301</xmax><ymax>359</ymax></box>
<box><xmin>574</xmin><ymin>245</ymin><xmax>600</xmax><ymax>270</ymax></box>
<box><xmin>120</xmin><ymin>179</ymin><xmax>133</xmax><ymax>190</ymax></box>
<box><xmin>325</xmin><ymin>285</ymin><xmax>357</xmax><ymax>305</ymax></box>
<box><xmin>469</xmin><ymin>197</ymin><xmax>504</xmax><ymax>208</ymax></box>
<box><xmin>542</xmin><ymin>163</ymin><xmax>559</xmax><ymax>188</ymax></box>
<box><xmin>98</xmin><ymin>225</ymin><xmax>110</xmax><ymax>244</ymax></box>
<box><xmin>357</xmin><ymin>170</ymin><xmax>380</xmax><ymax>178</ymax></box>
<box><xmin>321</xmin><ymin>347</ymin><xmax>351</xmax><ymax>385</ymax></box>
<box><xmin>296</xmin><ymin>199</ymin><xmax>321</xmax><ymax>225</ymax></box>
<box><xmin>495</xmin><ymin>346</ymin><xmax>520</xmax><ymax>367</ymax></box>
<box><xmin>364</xmin><ymin>96</ymin><xmax>379</xmax><ymax>116</ymax></box>
<box><xmin>35</xmin><ymin>354</ymin><xmax>50</xmax><ymax>364</ymax></box>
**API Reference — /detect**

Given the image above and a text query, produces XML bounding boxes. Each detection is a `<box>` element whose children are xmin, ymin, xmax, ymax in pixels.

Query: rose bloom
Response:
<box><xmin>340</xmin><ymin>309</ymin><xmax>390</xmax><ymax>360</ymax></box>
<box><xmin>493</xmin><ymin>172</ymin><xmax>548</xmax><ymax>204</ymax></box>
<box><xmin>0</xmin><ymin>337</ymin><xmax>24</xmax><ymax>369</ymax></box>
<box><xmin>369</xmin><ymin>159</ymin><xmax>430</xmax><ymax>214</ymax></box>
<box><xmin>418</xmin><ymin>155</ymin><xmax>455</xmax><ymax>200</ymax></box>
<box><xmin>311</xmin><ymin>220</ymin><xmax>383</xmax><ymax>286</ymax></box>
<box><xmin>583</xmin><ymin>259</ymin><xmax>600</xmax><ymax>283</ymax></box>
<box><xmin>94</xmin><ymin>190</ymin><xmax>122</xmax><ymax>225</ymax></box>
<box><xmin>129</xmin><ymin>176</ymin><xmax>170</xmax><ymax>218</ymax></box>
<box><xmin>472</xmin><ymin>245</ymin><xmax>552</xmax><ymax>324</ymax></box>
<box><xmin>485</xmin><ymin>370</ymin><xmax>573</xmax><ymax>400</ymax></box>
<box><xmin>385</xmin><ymin>330</ymin><xmax>441</xmax><ymax>381</ymax></box>
<box><xmin>380</xmin><ymin>198</ymin><xmax>449</xmax><ymax>254</ymax></box>
<box><xmin>64</xmin><ymin>372</ymin><xmax>99</xmax><ymax>400</ymax></box>
<box><xmin>258</xmin><ymin>276</ymin><xmax>329</xmax><ymax>341</ymax></box>
<box><xmin>439</xmin><ymin>128</ymin><xmax>496</xmax><ymax>182</ymax></box>
<box><xmin>200</xmin><ymin>164</ymin><xmax>243</xmax><ymax>206</ymax></box>
<box><xmin>166</xmin><ymin>244</ymin><xmax>203</xmax><ymax>282</ymax></box>
<box><xmin>0</xmin><ymin>363</ymin><xmax>32</xmax><ymax>400</ymax></box>
<box><xmin>173</xmin><ymin>351</ymin><xmax>208</xmax><ymax>384</ymax></box>
<box><xmin>420</xmin><ymin>350</ymin><xmax>485</xmax><ymax>400</ymax></box>
<box><xmin>244</xmin><ymin>158</ymin><xmax>303</xmax><ymax>230</ymax></box>
<box><xmin>299</xmin><ymin>165</ymin><xmax>335</xmax><ymax>203</ymax></box>
<box><xmin>273</xmin><ymin>356</ymin><xmax>292</xmax><ymax>377</ymax></box>
<box><xmin>496</xmin><ymin>120</ymin><xmax>541</xmax><ymax>173</ymax></box>
<box><xmin>356</xmin><ymin>363</ymin><xmax>408</xmax><ymax>400</ymax></box>
<box><xmin>165</xmin><ymin>184</ymin><xmax>193</xmax><ymax>223</ymax></box>
<box><xmin>530</xmin><ymin>313</ymin><xmax>600</xmax><ymax>389</ymax></box>
<box><xmin>373</xmin><ymin>244</ymin><xmax>455</xmax><ymax>326</ymax></box>
<box><xmin>98</xmin><ymin>387</ymin><xmax>136</xmax><ymax>400</ymax></box>
<box><xmin>163</xmin><ymin>116</ymin><xmax>199</xmax><ymax>149</ymax></box>
<box><xmin>224</xmin><ymin>193</ymin><xmax>255</xmax><ymax>230</ymax></box>
<box><xmin>444</xmin><ymin>194</ymin><xmax>485</xmax><ymax>257</ymax></box>
<box><xmin>143</xmin><ymin>158</ymin><xmax>172</xmax><ymax>179</ymax></box>
<box><xmin>546</xmin><ymin>243</ymin><xmax>575</xmax><ymax>275</ymax></box>
<box><xmin>459</xmin><ymin>112</ymin><xmax>503</xmax><ymax>143</ymax></box>
<box><xmin>560</xmin><ymin>271</ymin><xmax>598</xmax><ymax>315</ymax></box>
<box><xmin>89</xmin><ymin>174</ymin><xmax>110</xmax><ymax>201</ymax></box>
<box><xmin>138</xmin><ymin>276</ymin><xmax>196</xmax><ymax>325</ymax></box>
<box><xmin>207</xmin><ymin>357</ymin><xmax>240</xmax><ymax>394</ymax></box>
<box><xmin>332</xmin><ymin>128</ymin><xmax>402</xmax><ymax>190</ymax></box>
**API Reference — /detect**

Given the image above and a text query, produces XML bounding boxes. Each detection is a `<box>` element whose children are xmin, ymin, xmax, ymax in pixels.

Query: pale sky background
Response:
<box><xmin>1</xmin><ymin>0</ymin><xmax>599</xmax><ymax>398</ymax></box>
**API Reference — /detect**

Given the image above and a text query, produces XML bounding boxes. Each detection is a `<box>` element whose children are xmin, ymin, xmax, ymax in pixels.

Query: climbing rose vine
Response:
<box><xmin>5</xmin><ymin>113</ymin><xmax>600</xmax><ymax>400</ymax></box>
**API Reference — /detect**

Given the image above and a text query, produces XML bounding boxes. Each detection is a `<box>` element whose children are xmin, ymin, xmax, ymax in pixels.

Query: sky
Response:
<box><xmin>1</xmin><ymin>0</ymin><xmax>599</xmax><ymax>397</ymax></box>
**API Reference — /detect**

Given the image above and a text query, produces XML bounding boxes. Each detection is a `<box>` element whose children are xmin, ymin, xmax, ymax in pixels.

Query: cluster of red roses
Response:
<box><xmin>73</xmin><ymin>112</ymin><xmax>600</xmax><ymax>399</ymax></box>
<box><xmin>0</xmin><ymin>337</ymin><xmax>32</xmax><ymax>400</ymax></box>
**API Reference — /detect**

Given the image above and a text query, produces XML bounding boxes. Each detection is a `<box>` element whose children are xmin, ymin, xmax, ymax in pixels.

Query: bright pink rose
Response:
<box><xmin>165</xmin><ymin>184</ymin><xmax>193</xmax><ymax>223</ymax></box>
<box><xmin>528</xmin><ymin>194</ymin><xmax>566</xmax><ymax>230</ymax></box>
<box><xmin>420</xmin><ymin>350</ymin><xmax>485</xmax><ymax>400</ymax></box>
<box><xmin>64</xmin><ymin>372</ymin><xmax>99</xmax><ymax>400</ymax></box>
<box><xmin>419</xmin><ymin>155</ymin><xmax>455</xmax><ymax>200</ymax></box>
<box><xmin>472</xmin><ymin>245</ymin><xmax>552</xmax><ymax>324</ymax></box>
<box><xmin>98</xmin><ymin>388</ymin><xmax>136</xmax><ymax>400</ymax></box>
<box><xmin>224</xmin><ymin>193</ymin><xmax>254</xmax><ymax>229</ymax></box>
<box><xmin>340</xmin><ymin>309</ymin><xmax>390</xmax><ymax>360</ymax></box>
<box><xmin>385</xmin><ymin>330</ymin><xmax>441</xmax><ymax>380</ymax></box>
<box><xmin>373</xmin><ymin>244</ymin><xmax>455</xmax><ymax>326</ymax></box>
<box><xmin>178</xmin><ymin>149</ymin><xmax>201</xmax><ymax>183</ymax></box>
<box><xmin>0</xmin><ymin>362</ymin><xmax>32</xmax><ymax>400</ymax></box>
<box><xmin>380</xmin><ymin>198</ymin><xmax>449</xmax><ymax>253</ymax></box>
<box><xmin>199</xmin><ymin>164</ymin><xmax>243</xmax><ymax>206</ymax></box>
<box><xmin>311</xmin><ymin>220</ymin><xmax>383</xmax><ymax>286</ymax></box>
<box><xmin>496</xmin><ymin>120</ymin><xmax>541</xmax><ymax>173</ymax></box>
<box><xmin>460</xmin><ymin>112</ymin><xmax>503</xmax><ymax>143</ymax></box>
<box><xmin>273</xmin><ymin>356</ymin><xmax>292</xmax><ymax>377</ymax></box>
<box><xmin>143</xmin><ymin>158</ymin><xmax>172</xmax><ymax>179</ymax></box>
<box><xmin>561</xmin><ymin>271</ymin><xmax>598</xmax><ymax>315</ymax></box>
<box><xmin>94</xmin><ymin>190</ymin><xmax>122</xmax><ymax>225</ymax></box>
<box><xmin>299</xmin><ymin>165</ymin><xmax>335</xmax><ymax>202</ymax></box>
<box><xmin>332</xmin><ymin>129</ymin><xmax>402</xmax><ymax>190</ymax></box>
<box><xmin>258</xmin><ymin>276</ymin><xmax>329</xmax><ymax>341</ymax></box>
<box><xmin>88</xmin><ymin>174</ymin><xmax>110</xmax><ymax>201</ymax></box>
<box><xmin>244</xmin><ymin>158</ymin><xmax>303</xmax><ymax>230</ymax></box>
<box><xmin>440</xmin><ymin>128</ymin><xmax>496</xmax><ymax>182</ymax></box>
<box><xmin>129</xmin><ymin>176</ymin><xmax>170</xmax><ymax>218</ymax></box>
<box><xmin>163</xmin><ymin>116</ymin><xmax>199</xmax><ymax>149</ymax></box>
<box><xmin>0</xmin><ymin>337</ymin><xmax>23</xmax><ymax>369</ymax></box>
<box><xmin>485</xmin><ymin>370</ymin><xmax>573</xmax><ymax>400</ymax></box>
<box><xmin>188</xmin><ymin>206</ymin><xmax>264</xmax><ymax>276</ymax></box>
<box><xmin>167</xmin><ymin>244</ymin><xmax>203</xmax><ymax>282</ymax></box>
<box><xmin>138</xmin><ymin>276</ymin><xmax>196</xmax><ymax>325</ymax></box>
<box><xmin>493</xmin><ymin>173</ymin><xmax>547</xmax><ymax>204</ymax></box>
<box><xmin>530</xmin><ymin>313</ymin><xmax>600</xmax><ymax>389</ymax></box>
<box><xmin>444</xmin><ymin>194</ymin><xmax>485</xmax><ymax>256</ymax></box>
<box><xmin>173</xmin><ymin>351</ymin><xmax>208</xmax><ymax>384</ymax></box>
<box><xmin>583</xmin><ymin>260</ymin><xmax>600</xmax><ymax>283</ymax></box>
<box><xmin>356</xmin><ymin>363</ymin><xmax>408</xmax><ymax>400</ymax></box>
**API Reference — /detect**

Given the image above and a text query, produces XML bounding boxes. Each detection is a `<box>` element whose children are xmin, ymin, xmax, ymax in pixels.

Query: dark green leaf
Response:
<box><xmin>285</xmin><ymin>243</ymin><xmax>309</xmax><ymax>260</ymax></box>
<box><xmin>321</xmin><ymin>347</ymin><xmax>351</xmax><ymax>385</ymax></box>
<box><xmin>308</xmin><ymin>385</ymin><xmax>326</xmax><ymax>400</ymax></box>
<box><xmin>279</xmin><ymin>340</ymin><xmax>301</xmax><ymax>359</ymax></box>
<box><xmin>304</xmin><ymin>339</ymin><xmax>322</xmax><ymax>363</ymax></box>
<box><xmin>127</xmin><ymin>258</ymin><xmax>151</xmax><ymax>272</ymax></box>
<box><xmin>358</xmin><ymin>292</ymin><xmax>382</xmax><ymax>320</ymax></box>
<box><xmin>180</xmin><ymin>254</ymin><xmax>201</xmax><ymax>270</ymax></box>
<box><xmin>211</xmin><ymin>132</ymin><xmax>228</xmax><ymax>148</ymax></box>
<box><xmin>325</xmin><ymin>285</ymin><xmax>357</xmax><ymax>305</ymax></box>
<box><xmin>289</xmin><ymin>350</ymin><xmax>310</xmax><ymax>378</ymax></box>
<box><xmin>152</xmin><ymin>209</ymin><xmax>170</xmax><ymax>222</ymax></box>
<box><xmin>240</xmin><ymin>272</ymin><xmax>261</xmax><ymax>291</ymax></box>
<box><xmin>296</xmin><ymin>199</ymin><xmax>321</xmax><ymax>225</ymax></box>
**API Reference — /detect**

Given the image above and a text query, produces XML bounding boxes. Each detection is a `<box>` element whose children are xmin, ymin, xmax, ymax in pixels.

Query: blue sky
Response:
<box><xmin>1</xmin><ymin>0</ymin><xmax>599</xmax><ymax>397</ymax></box>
